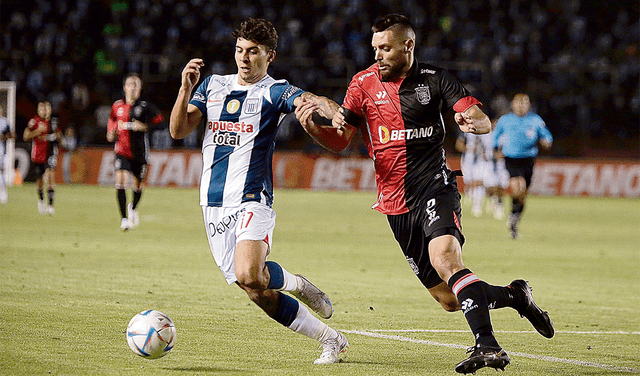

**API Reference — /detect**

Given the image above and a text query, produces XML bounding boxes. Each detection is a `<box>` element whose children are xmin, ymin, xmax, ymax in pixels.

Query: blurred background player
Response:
<box><xmin>297</xmin><ymin>14</ymin><xmax>554</xmax><ymax>374</ymax></box>
<box><xmin>169</xmin><ymin>18</ymin><xmax>348</xmax><ymax>364</ymax></box>
<box><xmin>455</xmin><ymin>132</ymin><xmax>487</xmax><ymax>217</ymax></box>
<box><xmin>23</xmin><ymin>100</ymin><xmax>61</xmax><ymax>214</ymax></box>
<box><xmin>0</xmin><ymin>104</ymin><xmax>16</xmax><ymax>204</ymax></box>
<box><xmin>493</xmin><ymin>93</ymin><xmax>553</xmax><ymax>238</ymax></box>
<box><xmin>107</xmin><ymin>73</ymin><xmax>164</xmax><ymax>231</ymax></box>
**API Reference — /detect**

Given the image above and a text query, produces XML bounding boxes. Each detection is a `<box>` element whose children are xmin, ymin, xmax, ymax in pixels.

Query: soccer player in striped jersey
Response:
<box><xmin>0</xmin><ymin>104</ymin><xmax>15</xmax><ymax>204</ymax></box>
<box><xmin>296</xmin><ymin>14</ymin><xmax>554</xmax><ymax>373</ymax></box>
<box><xmin>169</xmin><ymin>18</ymin><xmax>347</xmax><ymax>364</ymax></box>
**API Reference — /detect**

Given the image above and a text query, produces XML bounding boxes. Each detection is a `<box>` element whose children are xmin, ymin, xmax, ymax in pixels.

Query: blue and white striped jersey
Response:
<box><xmin>0</xmin><ymin>116</ymin><xmax>9</xmax><ymax>156</ymax></box>
<box><xmin>189</xmin><ymin>73</ymin><xmax>304</xmax><ymax>207</ymax></box>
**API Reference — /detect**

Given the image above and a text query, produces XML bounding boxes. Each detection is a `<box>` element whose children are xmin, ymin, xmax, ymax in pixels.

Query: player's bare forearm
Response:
<box><xmin>295</xmin><ymin>101</ymin><xmax>355</xmax><ymax>154</ymax></box>
<box><xmin>298</xmin><ymin>92</ymin><xmax>340</xmax><ymax>120</ymax></box>
<box><xmin>170</xmin><ymin>87</ymin><xmax>196</xmax><ymax>139</ymax></box>
<box><xmin>171</xmin><ymin>59</ymin><xmax>204</xmax><ymax>139</ymax></box>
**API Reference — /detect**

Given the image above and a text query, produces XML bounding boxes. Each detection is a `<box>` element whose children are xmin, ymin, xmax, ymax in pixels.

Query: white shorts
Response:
<box><xmin>461</xmin><ymin>154</ymin><xmax>484</xmax><ymax>185</ymax></box>
<box><xmin>483</xmin><ymin>158</ymin><xmax>510</xmax><ymax>189</ymax></box>
<box><xmin>202</xmin><ymin>202</ymin><xmax>275</xmax><ymax>284</ymax></box>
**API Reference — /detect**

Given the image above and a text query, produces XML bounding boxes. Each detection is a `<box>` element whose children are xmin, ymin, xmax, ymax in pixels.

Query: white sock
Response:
<box><xmin>288</xmin><ymin>304</ymin><xmax>336</xmax><ymax>342</ymax></box>
<box><xmin>279</xmin><ymin>266</ymin><xmax>299</xmax><ymax>292</ymax></box>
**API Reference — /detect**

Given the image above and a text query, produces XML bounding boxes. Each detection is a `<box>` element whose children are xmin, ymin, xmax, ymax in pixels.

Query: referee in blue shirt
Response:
<box><xmin>492</xmin><ymin>93</ymin><xmax>552</xmax><ymax>238</ymax></box>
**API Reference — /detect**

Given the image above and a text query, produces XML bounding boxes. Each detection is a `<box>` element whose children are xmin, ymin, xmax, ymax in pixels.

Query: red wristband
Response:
<box><xmin>453</xmin><ymin>96</ymin><xmax>482</xmax><ymax>113</ymax></box>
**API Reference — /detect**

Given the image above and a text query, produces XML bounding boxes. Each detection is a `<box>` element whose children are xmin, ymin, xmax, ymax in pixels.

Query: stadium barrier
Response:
<box><xmin>12</xmin><ymin>146</ymin><xmax>640</xmax><ymax>198</ymax></box>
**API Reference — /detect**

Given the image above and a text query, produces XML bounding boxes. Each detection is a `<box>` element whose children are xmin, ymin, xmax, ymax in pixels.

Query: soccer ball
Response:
<box><xmin>126</xmin><ymin>310</ymin><xmax>176</xmax><ymax>359</ymax></box>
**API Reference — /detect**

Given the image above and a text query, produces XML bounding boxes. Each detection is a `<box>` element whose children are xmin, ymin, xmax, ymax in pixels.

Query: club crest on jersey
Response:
<box><xmin>243</xmin><ymin>98</ymin><xmax>260</xmax><ymax>114</ymax></box>
<box><xmin>226</xmin><ymin>99</ymin><xmax>241</xmax><ymax>114</ymax></box>
<box><xmin>415</xmin><ymin>84</ymin><xmax>431</xmax><ymax>105</ymax></box>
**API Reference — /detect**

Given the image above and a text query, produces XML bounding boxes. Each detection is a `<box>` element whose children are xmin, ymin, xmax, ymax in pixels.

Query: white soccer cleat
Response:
<box><xmin>47</xmin><ymin>205</ymin><xmax>55</xmax><ymax>215</ymax></box>
<box><xmin>38</xmin><ymin>200</ymin><xmax>46</xmax><ymax>214</ymax></box>
<box><xmin>291</xmin><ymin>274</ymin><xmax>333</xmax><ymax>319</ymax></box>
<box><xmin>0</xmin><ymin>191</ymin><xmax>7</xmax><ymax>204</ymax></box>
<box><xmin>120</xmin><ymin>218</ymin><xmax>131</xmax><ymax>231</ymax></box>
<box><xmin>493</xmin><ymin>204</ymin><xmax>505</xmax><ymax>220</ymax></box>
<box><xmin>127</xmin><ymin>203</ymin><xmax>139</xmax><ymax>227</ymax></box>
<box><xmin>313</xmin><ymin>331</ymin><xmax>348</xmax><ymax>364</ymax></box>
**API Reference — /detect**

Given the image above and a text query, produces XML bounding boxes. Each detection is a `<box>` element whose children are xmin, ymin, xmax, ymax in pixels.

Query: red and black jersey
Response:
<box><xmin>27</xmin><ymin>115</ymin><xmax>59</xmax><ymax>164</ymax></box>
<box><xmin>342</xmin><ymin>60</ymin><xmax>481</xmax><ymax>215</ymax></box>
<box><xmin>108</xmin><ymin>98</ymin><xmax>164</xmax><ymax>161</ymax></box>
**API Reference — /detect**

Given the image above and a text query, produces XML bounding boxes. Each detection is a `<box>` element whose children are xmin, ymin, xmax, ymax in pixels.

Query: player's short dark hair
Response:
<box><xmin>232</xmin><ymin>18</ymin><xmax>278</xmax><ymax>51</ymax></box>
<box><xmin>123</xmin><ymin>72</ymin><xmax>142</xmax><ymax>86</ymax></box>
<box><xmin>371</xmin><ymin>13</ymin><xmax>414</xmax><ymax>34</ymax></box>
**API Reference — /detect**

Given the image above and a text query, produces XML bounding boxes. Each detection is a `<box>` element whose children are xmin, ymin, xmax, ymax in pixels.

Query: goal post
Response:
<box><xmin>1</xmin><ymin>81</ymin><xmax>16</xmax><ymax>186</ymax></box>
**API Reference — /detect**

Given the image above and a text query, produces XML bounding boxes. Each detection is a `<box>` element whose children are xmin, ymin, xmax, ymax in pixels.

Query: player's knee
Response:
<box><xmin>440</xmin><ymin>299</ymin><xmax>461</xmax><ymax>312</ymax></box>
<box><xmin>433</xmin><ymin>293</ymin><xmax>460</xmax><ymax>312</ymax></box>
<box><xmin>236</xmin><ymin>271</ymin><xmax>267</xmax><ymax>291</ymax></box>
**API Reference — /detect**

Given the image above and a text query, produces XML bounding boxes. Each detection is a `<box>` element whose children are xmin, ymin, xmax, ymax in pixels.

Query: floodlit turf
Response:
<box><xmin>1</xmin><ymin>184</ymin><xmax>639</xmax><ymax>375</ymax></box>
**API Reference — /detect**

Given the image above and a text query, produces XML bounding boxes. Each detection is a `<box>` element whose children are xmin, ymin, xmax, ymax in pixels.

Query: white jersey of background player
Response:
<box><xmin>169</xmin><ymin>18</ymin><xmax>348</xmax><ymax>365</ymax></box>
<box><xmin>482</xmin><ymin>131</ymin><xmax>510</xmax><ymax>219</ymax></box>
<box><xmin>0</xmin><ymin>106</ymin><xmax>15</xmax><ymax>204</ymax></box>
<box><xmin>457</xmin><ymin>132</ymin><xmax>487</xmax><ymax>216</ymax></box>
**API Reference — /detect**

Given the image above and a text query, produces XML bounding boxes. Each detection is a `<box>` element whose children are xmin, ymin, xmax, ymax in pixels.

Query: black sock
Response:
<box><xmin>117</xmin><ymin>189</ymin><xmax>127</xmax><ymax>218</ymax></box>
<box><xmin>480</xmin><ymin>281</ymin><xmax>514</xmax><ymax>310</ymax></box>
<box><xmin>132</xmin><ymin>190</ymin><xmax>142</xmax><ymax>210</ymax></box>
<box><xmin>512</xmin><ymin>198</ymin><xmax>524</xmax><ymax>214</ymax></box>
<box><xmin>47</xmin><ymin>189</ymin><xmax>54</xmax><ymax>206</ymax></box>
<box><xmin>449</xmin><ymin>269</ymin><xmax>499</xmax><ymax>348</ymax></box>
<box><xmin>38</xmin><ymin>189</ymin><xmax>44</xmax><ymax>201</ymax></box>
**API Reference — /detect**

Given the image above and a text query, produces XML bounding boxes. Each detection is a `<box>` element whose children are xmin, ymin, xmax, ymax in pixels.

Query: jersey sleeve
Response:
<box><xmin>536</xmin><ymin>116</ymin><xmax>553</xmax><ymax>142</ymax></box>
<box><xmin>107</xmin><ymin>104</ymin><xmax>118</xmax><ymax>133</ymax></box>
<box><xmin>270</xmin><ymin>81</ymin><xmax>304</xmax><ymax>113</ymax></box>
<box><xmin>439</xmin><ymin>69</ymin><xmax>476</xmax><ymax>112</ymax></box>
<box><xmin>189</xmin><ymin>76</ymin><xmax>211</xmax><ymax>118</ymax></box>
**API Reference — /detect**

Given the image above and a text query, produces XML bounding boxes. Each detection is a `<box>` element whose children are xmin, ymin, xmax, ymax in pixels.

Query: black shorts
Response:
<box><xmin>115</xmin><ymin>155</ymin><xmax>148</xmax><ymax>181</ymax></box>
<box><xmin>33</xmin><ymin>156</ymin><xmax>57</xmax><ymax>178</ymax></box>
<box><xmin>387</xmin><ymin>185</ymin><xmax>465</xmax><ymax>289</ymax></box>
<box><xmin>504</xmin><ymin>157</ymin><xmax>536</xmax><ymax>188</ymax></box>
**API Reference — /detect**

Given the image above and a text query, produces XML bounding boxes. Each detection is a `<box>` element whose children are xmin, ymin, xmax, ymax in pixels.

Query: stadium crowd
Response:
<box><xmin>1</xmin><ymin>0</ymin><xmax>638</xmax><ymax>157</ymax></box>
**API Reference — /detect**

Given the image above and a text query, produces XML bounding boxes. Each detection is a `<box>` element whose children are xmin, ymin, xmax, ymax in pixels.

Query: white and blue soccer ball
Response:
<box><xmin>126</xmin><ymin>310</ymin><xmax>176</xmax><ymax>359</ymax></box>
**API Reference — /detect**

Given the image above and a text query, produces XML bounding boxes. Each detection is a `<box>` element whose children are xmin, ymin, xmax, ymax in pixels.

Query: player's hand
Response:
<box><xmin>182</xmin><ymin>58</ymin><xmax>204</xmax><ymax>90</ymax></box>
<box><xmin>332</xmin><ymin>107</ymin><xmax>347</xmax><ymax>133</ymax></box>
<box><xmin>294</xmin><ymin>99</ymin><xmax>318</xmax><ymax>129</ymax></box>
<box><xmin>455</xmin><ymin>112</ymin><xmax>476</xmax><ymax>133</ymax></box>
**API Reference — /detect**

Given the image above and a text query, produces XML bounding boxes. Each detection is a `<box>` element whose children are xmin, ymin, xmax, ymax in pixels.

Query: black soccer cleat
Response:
<box><xmin>455</xmin><ymin>344</ymin><xmax>510</xmax><ymax>374</ymax></box>
<box><xmin>509</xmin><ymin>279</ymin><xmax>555</xmax><ymax>338</ymax></box>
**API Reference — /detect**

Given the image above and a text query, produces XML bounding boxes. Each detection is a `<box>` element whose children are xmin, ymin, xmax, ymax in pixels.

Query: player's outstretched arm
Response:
<box><xmin>170</xmin><ymin>58</ymin><xmax>204</xmax><ymax>140</ymax></box>
<box><xmin>455</xmin><ymin>105</ymin><xmax>491</xmax><ymax>134</ymax></box>
<box><xmin>295</xmin><ymin>101</ymin><xmax>356</xmax><ymax>154</ymax></box>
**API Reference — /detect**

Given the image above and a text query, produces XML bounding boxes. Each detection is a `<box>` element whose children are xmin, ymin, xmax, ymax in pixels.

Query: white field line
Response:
<box><xmin>368</xmin><ymin>329</ymin><xmax>640</xmax><ymax>335</ymax></box>
<box><xmin>343</xmin><ymin>330</ymin><xmax>640</xmax><ymax>374</ymax></box>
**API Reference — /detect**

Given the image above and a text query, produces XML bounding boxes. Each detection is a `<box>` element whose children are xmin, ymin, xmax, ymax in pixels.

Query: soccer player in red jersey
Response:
<box><xmin>296</xmin><ymin>14</ymin><xmax>554</xmax><ymax>374</ymax></box>
<box><xmin>107</xmin><ymin>73</ymin><xmax>164</xmax><ymax>230</ymax></box>
<box><xmin>24</xmin><ymin>100</ymin><xmax>61</xmax><ymax>215</ymax></box>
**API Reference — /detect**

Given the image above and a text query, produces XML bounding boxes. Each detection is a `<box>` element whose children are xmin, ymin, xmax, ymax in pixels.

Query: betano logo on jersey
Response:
<box><xmin>378</xmin><ymin>125</ymin><xmax>434</xmax><ymax>144</ymax></box>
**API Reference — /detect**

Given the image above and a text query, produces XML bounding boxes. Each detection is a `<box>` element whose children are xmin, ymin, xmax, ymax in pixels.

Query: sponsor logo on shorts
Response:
<box><xmin>208</xmin><ymin>208</ymin><xmax>246</xmax><ymax>237</ymax></box>
<box><xmin>406</xmin><ymin>257</ymin><xmax>420</xmax><ymax>275</ymax></box>
<box><xmin>426</xmin><ymin>198</ymin><xmax>440</xmax><ymax>227</ymax></box>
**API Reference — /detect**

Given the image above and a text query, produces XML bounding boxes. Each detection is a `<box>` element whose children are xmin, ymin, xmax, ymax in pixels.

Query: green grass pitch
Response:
<box><xmin>1</xmin><ymin>184</ymin><xmax>639</xmax><ymax>375</ymax></box>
